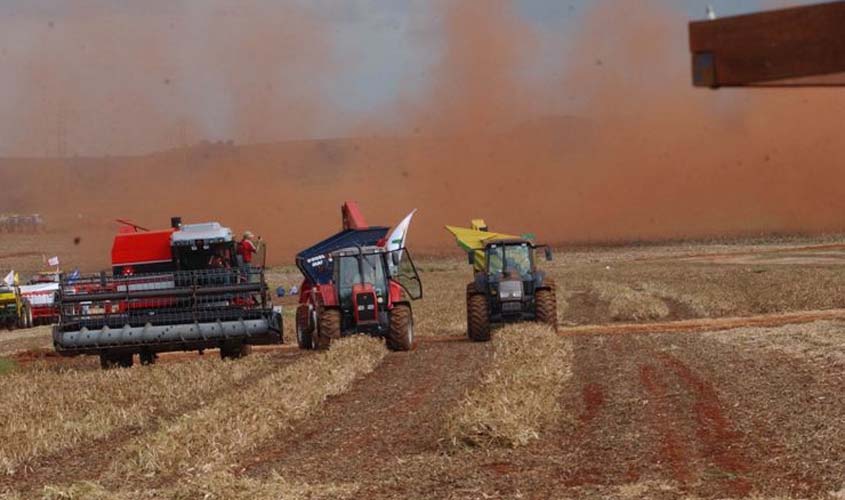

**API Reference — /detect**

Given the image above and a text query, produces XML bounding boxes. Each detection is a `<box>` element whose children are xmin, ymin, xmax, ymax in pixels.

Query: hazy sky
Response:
<box><xmin>0</xmin><ymin>0</ymin><xmax>824</xmax><ymax>157</ymax></box>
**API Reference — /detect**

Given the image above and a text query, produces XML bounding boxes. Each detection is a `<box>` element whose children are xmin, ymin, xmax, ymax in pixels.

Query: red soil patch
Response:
<box><xmin>579</xmin><ymin>383</ymin><xmax>604</xmax><ymax>424</ymax></box>
<box><xmin>639</xmin><ymin>364</ymin><xmax>693</xmax><ymax>484</ymax></box>
<box><xmin>658</xmin><ymin>352</ymin><xmax>753</xmax><ymax>496</ymax></box>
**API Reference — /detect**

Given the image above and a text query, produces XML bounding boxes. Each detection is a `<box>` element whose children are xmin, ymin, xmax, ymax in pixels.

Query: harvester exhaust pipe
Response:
<box><xmin>171</xmin><ymin>216</ymin><xmax>182</xmax><ymax>229</ymax></box>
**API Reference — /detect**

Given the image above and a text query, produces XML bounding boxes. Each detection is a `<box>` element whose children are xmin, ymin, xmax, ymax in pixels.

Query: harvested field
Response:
<box><xmin>2</xmin><ymin>237</ymin><xmax>845</xmax><ymax>498</ymax></box>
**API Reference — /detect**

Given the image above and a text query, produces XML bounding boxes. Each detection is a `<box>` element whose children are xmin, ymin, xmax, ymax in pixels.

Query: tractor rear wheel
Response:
<box><xmin>296</xmin><ymin>305</ymin><xmax>315</xmax><ymax>350</ymax></box>
<box><xmin>467</xmin><ymin>290</ymin><xmax>491</xmax><ymax>342</ymax></box>
<box><xmin>316</xmin><ymin>308</ymin><xmax>341</xmax><ymax>350</ymax></box>
<box><xmin>535</xmin><ymin>280</ymin><xmax>557</xmax><ymax>331</ymax></box>
<box><xmin>386</xmin><ymin>304</ymin><xmax>414</xmax><ymax>351</ymax></box>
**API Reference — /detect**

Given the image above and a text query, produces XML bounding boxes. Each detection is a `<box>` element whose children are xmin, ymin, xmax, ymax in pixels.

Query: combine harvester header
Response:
<box><xmin>53</xmin><ymin>217</ymin><xmax>282</xmax><ymax>368</ymax></box>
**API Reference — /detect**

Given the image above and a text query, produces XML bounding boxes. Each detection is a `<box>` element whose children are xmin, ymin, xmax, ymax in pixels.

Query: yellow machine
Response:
<box><xmin>445</xmin><ymin>219</ymin><xmax>519</xmax><ymax>273</ymax></box>
<box><xmin>0</xmin><ymin>284</ymin><xmax>32</xmax><ymax>330</ymax></box>
<box><xmin>445</xmin><ymin>219</ymin><xmax>557</xmax><ymax>341</ymax></box>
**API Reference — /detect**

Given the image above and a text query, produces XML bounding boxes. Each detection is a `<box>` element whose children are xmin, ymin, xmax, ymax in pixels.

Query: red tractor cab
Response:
<box><xmin>295</xmin><ymin>203</ymin><xmax>422</xmax><ymax>351</ymax></box>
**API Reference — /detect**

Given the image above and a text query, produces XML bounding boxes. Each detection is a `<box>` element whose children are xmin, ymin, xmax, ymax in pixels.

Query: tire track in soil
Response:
<box><xmin>667</xmin><ymin>332</ymin><xmax>845</xmax><ymax>498</ymax></box>
<box><xmin>241</xmin><ymin>340</ymin><xmax>493</xmax><ymax>495</ymax></box>
<box><xmin>557</xmin><ymin>333</ymin><xmax>651</xmax><ymax>488</ymax></box>
<box><xmin>1</xmin><ymin>349</ymin><xmax>306</xmax><ymax>495</ymax></box>
<box><xmin>657</xmin><ymin>351</ymin><xmax>752</xmax><ymax>496</ymax></box>
<box><xmin>548</xmin><ymin>331</ymin><xmax>761</xmax><ymax>497</ymax></box>
<box><xmin>560</xmin><ymin>308</ymin><xmax>845</xmax><ymax>337</ymax></box>
<box><xmin>638</xmin><ymin>364</ymin><xmax>694</xmax><ymax>485</ymax></box>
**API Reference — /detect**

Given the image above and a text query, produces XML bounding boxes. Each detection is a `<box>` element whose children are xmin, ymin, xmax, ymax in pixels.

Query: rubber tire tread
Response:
<box><xmin>386</xmin><ymin>304</ymin><xmax>414</xmax><ymax>351</ymax></box>
<box><xmin>535</xmin><ymin>279</ymin><xmax>557</xmax><ymax>331</ymax></box>
<box><xmin>316</xmin><ymin>308</ymin><xmax>341</xmax><ymax>350</ymax></box>
<box><xmin>296</xmin><ymin>305</ymin><xmax>314</xmax><ymax>350</ymax></box>
<box><xmin>467</xmin><ymin>287</ymin><xmax>491</xmax><ymax>342</ymax></box>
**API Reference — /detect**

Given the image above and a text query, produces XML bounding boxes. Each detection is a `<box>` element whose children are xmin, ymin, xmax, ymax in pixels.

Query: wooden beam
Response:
<box><xmin>689</xmin><ymin>1</ymin><xmax>845</xmax><ymax>87</ymax></box>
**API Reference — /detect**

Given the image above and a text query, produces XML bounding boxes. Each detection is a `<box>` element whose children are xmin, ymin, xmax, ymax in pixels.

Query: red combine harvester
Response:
<box><xmin>52</xmin><ymin>218</ymin><xmax>282</xmax><ymax>368</ymax></box>
<box><xmin>294</xmin><ymin>202</ymin><xmax>422</xmax><ymax>351</ymax></box>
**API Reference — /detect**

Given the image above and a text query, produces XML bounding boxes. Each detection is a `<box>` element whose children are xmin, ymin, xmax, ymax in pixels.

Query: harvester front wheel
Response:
<box><xmin>316</xmin><ymin>308</ymin><xmax>341</xmax><ymax>350</ymax></box>
<box><xmin>17</xmin><ymin>304</ymin><xmax>32</xmax><ymax>329</ymax></box>
<box><xmin>467</xmin><ymin>291</ymin><xmax>491</xmax><ymax>342</ymax></box>
<box><xmin>220</xmin><ymin>341</ymin><xmax>251</xmax><ymax>360</ymax></box>
<box><xmin>296</xmin><ymin>305</ymin><xmax>315</xmax><ymax>350</ymax></box>
<box><xmin>387</xmin><ymin>303</ymin><xmax>414</xmax><ymax>351</ymax></box>
<box><xmin>100</xmin><ymin>353</ymin><xmax>133</xmax><ymax>369</ymax></box>
<box><xmin>535</xmin><ymin>280</ymin><xmax>557</xmax><ymax>331</ymax></box>
<box><xmin>139</xmin><ymin>351</ymin><xmax>157</xmax><ymax>365</ymax></box>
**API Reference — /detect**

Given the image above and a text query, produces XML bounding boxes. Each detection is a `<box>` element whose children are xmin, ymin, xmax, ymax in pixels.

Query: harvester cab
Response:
<box><xmin>170</xmin><ymin>222</ymin><xmax>237</xmax><ymax>271</ymax></box>
<box><xmin>447</xmin><ymin>220</ymin><xmax>557</xmax><ymax>341</ymax></box>
<box><xmin>295</xmin><ymin>202</ymin><xmax>422</xmax><ymax>351</ymax></box>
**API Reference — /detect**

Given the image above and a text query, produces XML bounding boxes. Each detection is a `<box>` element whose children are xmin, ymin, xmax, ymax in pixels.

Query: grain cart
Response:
<box><xmin>294</xmin><ymin>202</ymin><xmax>422</xmax><ymax>351</ymax></box>
<box><xmin>446</xmin><ymin>219</ymin><xmax>556</xmax><ymax>341</ymax></box>
<box><xmin>52</xmin><ymin>218</ymin><xmax>282</xmax><ymax>368</ymax></box>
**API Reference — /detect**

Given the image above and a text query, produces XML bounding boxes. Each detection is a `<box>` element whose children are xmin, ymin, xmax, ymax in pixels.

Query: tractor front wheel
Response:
<box><xmin>316</xmin><ymin>308</ymin><xmax>341</xmax><ymax>350</ymax></box>
<box><xmin>296</xmin><ymin>305</ymin><xmax>315</xmax><ymax>350</ymax></box>
<box><xmin>535</xmin><ymin>281</ymin><xmax>557</xmax><ymax>331</ymax></box>
<box><xmin>467</xmin><ymin>291</ymin><xmax>491</xmax><ymax>342</ymax></box>
<box><xmin>387</xmin><ymin>304</ymin><xmax>414</xmax><ymax>351</ymax></box>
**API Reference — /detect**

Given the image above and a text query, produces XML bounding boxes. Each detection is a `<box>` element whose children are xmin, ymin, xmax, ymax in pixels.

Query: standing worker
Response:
<box><xmin>238</xmin><ymin>231</ymin><xmax>259</xmax><ymax>280</ymax></box>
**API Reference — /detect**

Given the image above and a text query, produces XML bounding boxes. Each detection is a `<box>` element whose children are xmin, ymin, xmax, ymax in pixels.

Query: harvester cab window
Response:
<box><xmin>174</xmin><ymin>242</ymin><xmax>235</xmax><ymax>271</ymax></box>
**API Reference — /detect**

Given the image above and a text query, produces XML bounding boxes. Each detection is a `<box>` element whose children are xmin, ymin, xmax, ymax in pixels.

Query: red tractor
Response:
<box><xmin>294</xmin><ymin>202</ymin><xmax>422</xmax><ymax>351</ymax></box>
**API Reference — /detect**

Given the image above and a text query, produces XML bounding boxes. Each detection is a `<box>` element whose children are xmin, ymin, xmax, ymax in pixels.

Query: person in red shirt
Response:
<box><xmin>237</xmin><ymin>231</ymin><xmax>259</xmax><ymax>281</ymax></box>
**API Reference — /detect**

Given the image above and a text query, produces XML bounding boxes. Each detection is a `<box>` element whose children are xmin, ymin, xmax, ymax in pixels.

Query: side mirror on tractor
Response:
<box><xmin>544</xmin><ymin>247</ymin><xmax>553</xmax><ymax>261</ymax></box>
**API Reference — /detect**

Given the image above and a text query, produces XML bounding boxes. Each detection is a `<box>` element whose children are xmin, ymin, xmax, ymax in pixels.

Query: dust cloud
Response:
<box><xmin>2</xmin><ymin>0</ymin><xmax>844</xmax><ymax>270</ymax></box>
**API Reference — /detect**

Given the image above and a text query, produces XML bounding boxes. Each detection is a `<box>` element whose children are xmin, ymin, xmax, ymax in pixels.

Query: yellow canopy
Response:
<box><xmin>445</xmin><ymin>225</ymin><xmax>520</xmax><ymax>272</ymax></box>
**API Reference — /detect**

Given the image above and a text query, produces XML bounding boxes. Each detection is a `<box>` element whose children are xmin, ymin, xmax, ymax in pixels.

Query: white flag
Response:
<box><xmin>47</xmin><ymin>256</ymin><xmax>60</xmax><ymax>267</ymax></box>
<box><xmin>2</xmin><ymin>270</ymin><xmax>14</xmax><ymax>287</ymax></box>
<box><xmin>387</xmin><ymin>209</ymin><xmax>417</xmax><ymax>253</ymax></box>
